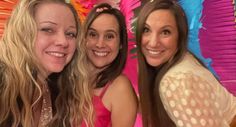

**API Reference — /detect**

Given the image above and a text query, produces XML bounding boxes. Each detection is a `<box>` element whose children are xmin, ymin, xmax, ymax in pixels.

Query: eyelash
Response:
<box><xmin>66</xmin><ymin>32</ymin><xmax>77</xmax><ymax>38</ymax></box>
<box><xmin>162</xmin><ymin>29</ymin><xmax>171</xmax><ymax>35</ymax></box>
<box><xmin>88</xmin><ymin>32</ymin><xmax>97</xmax><ymax>38</ymax></box>
<box><xmin>143</xmin><ymin>27</ymin><xmax>149</xmax><ymax>33</ymax></box>
<box><xmin>87</xmin><ymin>31</ymin><xmax>115</xmax><ymax>40</ymax></box>
<box><xmin>41</xmin><ymin>28</ymin><xmax>53</xmax><ymax>33</ymax></box>
<box><xmin>40</xmin><ymin>28</ymin><xmax>76</xmax><ymax>38</ymax></box>
<box><xmin>105</xmin><ymin>34</ymin><xmax>115</xmax><ymax>40</ymax></box>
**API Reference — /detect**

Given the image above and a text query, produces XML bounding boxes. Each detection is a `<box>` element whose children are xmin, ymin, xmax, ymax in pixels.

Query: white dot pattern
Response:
<box><xmin>186</xmin><ymin>123</ymin><xmax>192</xmax><ymax>127</ymax></box>
<box><xmin>200</xmin><ymin>119</ymin><xmax>206</xmax><ymax>126</ymax></box>
<box><xmin>177</xmin><ymin>120</ymin><xmax>184</xmax><ymax>126</ymax></box>
<box><xmin>173</xmin><ymin>110</ymin><xmax>179</xmax><ymax>118</ymax></box>
<box><xmin>159</xmin><ymin>71</ymin><xmax>236</xmax><ymax>127</ymax></box>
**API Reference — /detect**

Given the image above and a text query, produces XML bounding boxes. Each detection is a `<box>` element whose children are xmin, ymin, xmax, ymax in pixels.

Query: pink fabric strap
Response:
<box><xmin>99</xmin><ymin>82</ymin><xmax>110</xmax><ymax>98</ymax></box>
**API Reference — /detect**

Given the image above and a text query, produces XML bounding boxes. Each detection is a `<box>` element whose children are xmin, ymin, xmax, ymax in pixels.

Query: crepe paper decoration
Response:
<box><xmin>119</xmin><ymin>0</ymin><xmax>140</xmax><ymax>60</ymax></box>
<box><xmin>70</xmin><ymin>0</ymin><xmax>91</xmax><ymax>22</ymax></box>
<box><xmin>119</xmin><ymin>0</ymin><xmax>141</xmax><ymax>35</ymax></box>
<box><xmin>234</xmin><ymin>0</ymin><xmax>236</xmax><ymax>23</ymax></box>
<box><xmin>199</xmin><ymin>0</ymin><xmax>236</xmax><ymax>95</ymax></box>
<box><xmin>178</xmin><ymin>0</ymin><xmax>217</xmax><ymax>76</ymax></box>
<box><xmin>118</xmin><ymin>0</ymin><xmax>140</xmax><ymax>94</ymax></box>
<box><xmin>70</xmin><ymin>0</ymin><xmax>121</xmax><ymax>22</ymax></box>
<box><xmin>94</xmin><ymin>0</ymin><xmax>120</xmax><ymax>9</ymax></box>
<box><xmin>0</xmin><ymin>0</ymin><xmax>18</xmax><ymax>37</ymax></box>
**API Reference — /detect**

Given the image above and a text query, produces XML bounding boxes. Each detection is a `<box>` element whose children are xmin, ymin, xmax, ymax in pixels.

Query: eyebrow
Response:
<box><xmin>88</xmin><ymin>27</ymin><xmax>118</xmax><ymax>35</ymax></box>
<box><xmin>39</xmin><ymin>21</ymin><xmax>57</xmax><ymax>25</ymax></box>
<box><xmin>39</xmin><ymin>21</ymin><xmax>76</xmax><ymax>29</ymax></box>
<box><xmin>144</xmin><ymin>22</ymin><xmax>173</xmax><ymax>29</ymax></box>
<box><xmin>161</xmin><ymin>25</ymin><xmax>174</xmax><ymax>30</ymax></box>
<box><xmin>144</xmin><ymin>23</ymin><xmax>150</xmax><ymax>28</ymax></box>
<box><xmin>88</xmin><ymin>27</ymin><xmax>96</xmax><ymax>31</ymax></box>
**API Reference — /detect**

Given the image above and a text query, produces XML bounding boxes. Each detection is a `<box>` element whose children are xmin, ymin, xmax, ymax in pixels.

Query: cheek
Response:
<box><xmin>86</xmin><ymin>40</ymin><xmax>95</xmax><ymax>49</ymax></box>
<box><xmin>170</xmin><ymin>38</ymin><xmax>178</xmax><ymax>53</ymax></box>
<box><xmin>112</xmin><ymin>41</ymin><xmax>120</xmax><ymax>53</ymax></box>
<box><xmin>34</xmin><ymin>33</ymin><xmax>50</xmax><ymax>55</ymax></box>
<box><xmin>141</xmin><ymin>37</ymin><xmax>148</xmax><ymax>52</ymax></box>
<box><xmin>141</xmin><ymin>36</ymin><xmax>148</xmax><ymax>45</ymax></box>
<box><xmin>70</xmin><ymin>41</ymin><xmax>77</xmax><ymax>52</ymax></box>
<box><xmin>34</xmin><ymin>39</ymin><xmax>44</xmax><ymax>57</ymax></box>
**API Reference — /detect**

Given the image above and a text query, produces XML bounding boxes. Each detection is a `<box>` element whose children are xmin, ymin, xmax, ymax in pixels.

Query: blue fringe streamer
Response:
<box><xmin>178</xmin><ymin>0</ymin><xmax>217</xmax><ymax>76</ymax></box>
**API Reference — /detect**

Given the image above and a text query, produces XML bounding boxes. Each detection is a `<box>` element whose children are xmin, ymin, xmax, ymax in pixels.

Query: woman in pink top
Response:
<box><xmin>81</xmin><ymin>3</ymin><xmax>138</xmax><ymax>127</ymax></box>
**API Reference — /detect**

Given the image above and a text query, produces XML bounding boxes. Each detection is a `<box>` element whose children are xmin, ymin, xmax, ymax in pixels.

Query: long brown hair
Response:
<box><xmin>0</xmin><ymin>0</ymin><xmax>93</xmax><ymax>126</ymax></box>
<box><xmin>83</xmin><ymin>3</ymin><xmax>128</xmax><ymax>88</ymax></box>
<box><xmin>136</xmin><ymin>0</ymin><xmax>188</xmax><ymax>126</ymax></box>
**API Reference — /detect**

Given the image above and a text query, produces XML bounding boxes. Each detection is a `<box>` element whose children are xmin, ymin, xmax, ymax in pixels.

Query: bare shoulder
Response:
<box><xmin>107</xmin><ymin>73</ymin><xmax>138</xmax><ymax>106</ymax></box>
<box><xmin>102</xmin><ymin>74</ymin><xmax>138</xmax><ymax>112</ymax></box>
<box><xmin>109</xmin><ymin>74</ymin><xmax>133</xmax><ymax>92</ymax></box>
<box><xmin>108</xmin><ymin>74</ymin><xmax>138</xmax><ymax>126</ymax></box>
<box><xmin>103</xmin><ymin>74</ymin><xmax>136</xmax><ymax>101</ymax></box>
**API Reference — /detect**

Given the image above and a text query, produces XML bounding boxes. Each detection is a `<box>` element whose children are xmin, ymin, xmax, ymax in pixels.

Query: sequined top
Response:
<box><xmin>38</xmin><ymin>84</ymin><xmax>53</xmax><ymax>127</ymax></box>
<box><xmin>160</xmin><ymin>52</ymin><xmax>236</xmax><ymax>127</ymax></box>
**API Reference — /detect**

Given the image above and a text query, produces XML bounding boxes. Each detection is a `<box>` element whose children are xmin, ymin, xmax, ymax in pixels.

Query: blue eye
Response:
<box><xmin>66</xmin><ymin>32</ymin><xmax>77</xmax><ymax>38</ymax></box>
<box><xmin>41</xmin><ymin>28</ymin><xmax>53</xmax><ymax>33</ymax></box>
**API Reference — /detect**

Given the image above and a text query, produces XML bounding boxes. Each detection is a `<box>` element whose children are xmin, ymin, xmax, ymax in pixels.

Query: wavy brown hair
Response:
<box><xmin>136</xmin><ymin>0</ymin><xmax>188</xmax><ymax>127</ymax></box>
<box><xmin>0</xmin><ymin>0</ymin><xmax>93</xmax><ymax>126</ymax></box>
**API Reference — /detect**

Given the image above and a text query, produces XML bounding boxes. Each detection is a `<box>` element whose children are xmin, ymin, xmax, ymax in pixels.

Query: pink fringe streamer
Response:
<box><xmin>200</xmin><ymin>0</ymin><xmax>236</xmax><ymax>95</ymax></box>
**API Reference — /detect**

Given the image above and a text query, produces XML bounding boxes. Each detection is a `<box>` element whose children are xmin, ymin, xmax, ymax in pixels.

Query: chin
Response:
<box><xmin>93</xmin><ymin>63</ymin><xmax>108</xmax><ymax>70</ymax></box>
<box><xmin>49</xmin><ymin>67</ymin><xmax>65</xmax><ymax>73</ymax></box>
<box><xmin>147</xmin><ymin>60</ymin><xmax>162</xmax><ymax>67</ymax></box>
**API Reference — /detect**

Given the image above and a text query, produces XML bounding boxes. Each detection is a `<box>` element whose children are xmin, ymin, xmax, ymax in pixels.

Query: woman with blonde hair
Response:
<box><xmin>0</xmin><ymin>0</ymin><xmax>93</xmax><ymax>126</ymax></box>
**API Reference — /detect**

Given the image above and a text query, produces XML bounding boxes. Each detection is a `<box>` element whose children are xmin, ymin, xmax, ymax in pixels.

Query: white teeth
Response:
<box><xmin>148</xmin><ymin>50</ymin><xmax>161</xmax><ymax>55</ymax></box>
<box><xmin>94</xmin><ymin>51</ymin><xmax>108</xmax><ymax>57</ymax></box>
<box><xmin>48</xmin><ymin>52</ymin><xmax>65</xmax><ymax>57</ymax></box>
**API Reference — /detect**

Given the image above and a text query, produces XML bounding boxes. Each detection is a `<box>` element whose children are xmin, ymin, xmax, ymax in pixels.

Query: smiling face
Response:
<box><xmin>34</xmin><ymin>3</ymin><xmax>77</xmax><ymax>76</ymax></box>
<box><xmin>86</xmin><ymin>14</ymin><xmax>120</xmax><ymax>70</ymax></box>
<box><xmin>141</xmin><ymin>9</ymin><xmax>178</xmax><ymax>67</ymax></box>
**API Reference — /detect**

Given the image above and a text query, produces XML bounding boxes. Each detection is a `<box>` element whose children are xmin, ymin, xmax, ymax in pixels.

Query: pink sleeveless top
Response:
<box><xmin>81</xmin><ymin>84</ymin><xmax>111</xmax><ymax>127</ymax></box>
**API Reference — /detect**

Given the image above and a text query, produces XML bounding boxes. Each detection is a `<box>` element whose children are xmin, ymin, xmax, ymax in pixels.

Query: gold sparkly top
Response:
<box><xmin>37</xmin><ymin>84</ymin><xmax>53</xmax><ymax>127</ymax></box>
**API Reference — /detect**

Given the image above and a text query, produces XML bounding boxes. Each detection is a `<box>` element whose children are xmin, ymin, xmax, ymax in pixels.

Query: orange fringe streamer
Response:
<box><xmin>0</xmin><ymin>0</ymin><xmax>18</xmax><ymax>37</ymax></box>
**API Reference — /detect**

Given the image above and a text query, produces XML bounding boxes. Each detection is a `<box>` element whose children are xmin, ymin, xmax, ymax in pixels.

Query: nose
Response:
<box><xmin>147</xmin><ymin>34</ymin><xmax>159</xmax><ymax>47</ymax></box>
<box><xmin>55</xmin><ymin>32</ymin><xmax>69</xmax><ymax>48</ymax></box>
<box><xmin>95</xmin><ymin>36</ymin><xmax>105</xmax><ymax>48</ymax></box>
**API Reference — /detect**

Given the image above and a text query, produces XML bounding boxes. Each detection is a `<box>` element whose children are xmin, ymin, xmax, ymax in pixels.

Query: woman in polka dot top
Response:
<box><xmin>136</xmin><ymin>0</ymin><xmax>236</xmax><ymax>127</ymax></box>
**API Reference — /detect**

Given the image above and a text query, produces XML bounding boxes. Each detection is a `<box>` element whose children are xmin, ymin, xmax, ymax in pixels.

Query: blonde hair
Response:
<box><xmin>0</xmin><ymin>0</ymin><xmax>93</xmax><ymax>126</ymax></box>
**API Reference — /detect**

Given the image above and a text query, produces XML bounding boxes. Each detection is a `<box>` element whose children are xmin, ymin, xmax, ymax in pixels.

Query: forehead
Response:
<box><xmin>90</xmin><ymin>14</ymin><xmax>119</xmax><ymax>31</ymax></box>
<box><xmin>34</xmin><ymin>2</ymin><xmax>75</xmax><ymax>25</ymax></box>
<box><xmin>146</xmin><ymin>9</ymin><xmax>176</xmax><ymax>27</ymax></box>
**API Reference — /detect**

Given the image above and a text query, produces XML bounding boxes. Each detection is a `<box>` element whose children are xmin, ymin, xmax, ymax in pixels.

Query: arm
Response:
<box><xmin>160</xmin><ymin>72</ymin><xmax>236</xmax><ymax>127</ymax></box>
<box><xmin>103</xmin><ymin>74</ymin><xmax>138</xmax><ymax>127</ymax></box>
